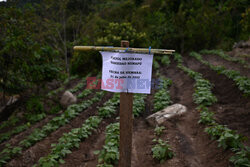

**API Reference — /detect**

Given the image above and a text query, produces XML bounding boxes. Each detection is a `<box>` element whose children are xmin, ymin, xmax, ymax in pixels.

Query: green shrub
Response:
<box><xmin>70</xmin><ymin>51</ymin><xmax>102</xmax><ymax>76</ymax></box>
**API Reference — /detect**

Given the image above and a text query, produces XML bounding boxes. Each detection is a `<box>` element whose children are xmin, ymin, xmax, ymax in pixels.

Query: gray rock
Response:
<box><xmin>60</xmin><ymin>91</ymin><xmax>77</xmax><ymax>108</ymax></box>
<box><xmin>146</xmin><ymin>104</ymin><xmax>187</xmax><ymax>126</ymax></box>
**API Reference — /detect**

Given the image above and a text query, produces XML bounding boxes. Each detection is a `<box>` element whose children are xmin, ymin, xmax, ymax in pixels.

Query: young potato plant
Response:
<box><xmin>230</xmin><ymin>146</ymin><xmax>250</xmax><ymax>167</ymax></box>
<box><xmin>205</xmin><ymin>124</ymin><xmax>245</xmax><ymax>150</ymax></box>
<box><xmin>0</xmin><ymin>114</ymin><xmax>19</xmax><ymax>131</ymax></box>
<box><xmin>95</xmin><ymin>123</ymin><xmax>120</xmax><ymax>167</ymax></box>
<box><xmin>0</xmin><ymin>144</ymin><xmax>22</xmax><ymax>166</ymax></box>
<box><xmin>152</xmin><ymin>139</ymin><xmax>174</xmax><ymax>163</ymax></box>
<box><xmin>153</xmin><ymin>59</ymin><xmax>160</xmax><ymax>70</ymax></box>
<box><xmin>133</xmin><ymin>94</ymin><xmax>146</xmax><ymax>117</ymax></box>
<box><xmin>36</xmin><ymin>116</ymin><xmax>102</xmax><ymax>167</ymax></box>
<box><xmin>198</xmin><ymin>106</ymin><xmax>216</xmax><ymax>125</ymax></box>
<box><xmin>98</xmin><ymin>93</ymin><xmax>120</xmax><ymax>118</ymax></box>
<box><xmin>77</xmin><ymin>89</ymin><xmax>92</xmax><ymax>98</ymax></box>
<box><xmin>154</xmin><ymin>126</ymin><xmax>165</xmax><ymax>136</ymax></box>
<box><xmin>193</xmin><ymin>78</ymin><xmax>217</xmax><ymax>106</ymax></box>
<box><xmin>161</xmin><ymin>55</ymin><xmax>171</xmax><ymax>66</ymax></box>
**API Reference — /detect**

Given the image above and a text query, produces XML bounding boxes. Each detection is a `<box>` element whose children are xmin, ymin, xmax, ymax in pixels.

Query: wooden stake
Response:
<box><xmin>73</xmin><ymin>46</ymin><xmax>175</xmax><ymax>54</ymax></box>
<box><xmin>119</xmin><ymin>40</ymin><xmax>133</xmax><ymax>167</ymax></box>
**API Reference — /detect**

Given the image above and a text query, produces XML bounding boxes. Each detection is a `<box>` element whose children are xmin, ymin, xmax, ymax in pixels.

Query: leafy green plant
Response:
<box><xmin>230</xmin><ymin>146</ymin><xmax>250</xmax><ymax>167</ymax></box>
<box><xmin>161</xmin><ymin>55</ymin><xmax>171</xmax><ymax>66</ymax></box>
<box><xmin>0</xmin><ymin>144</ymin><xmax>22</xmax><ymax>166</ymax></box>
<box><xmin>205</xmin><ymin>124</ymin><xmax>245</xmax><ymax>150</ymax></box>
<box><xmin>77</xmin><ymin>89</ymin><xmax>92</xmax><ymax>98</ymax></box>
<box><xmin>98</xmin><ymin>93</ymin><xmax>120</xmax><ymax>118</ymax></box>
<box><xmin>153</xmin><ymin>59</ymin><xmax>160</xmax><ymax>70</ymax></box>
<box><xmin>217</xmin><ymin>129</ymin><xmax>245</xmax><ymax>150</ymax></box>
<box><xmin>193</xmin><ymin>78</ymin><xmax>217</xmax><ymax>106</ymax></box>
<box><xmin>152</xmin><ymin>139</ymin><xmax>174</xmax><ymax>163</ymax></box>
<box><xmin>133</xmin><ymin>94</ymin><xmax>146</xmax><ymax>117</ymax></box>
<box><xmin>154</xmin><ymin>126</ymin><xmax>165</xmax><ymax>136</ymax></box>
<box><xmin>198</xmin><ymin>107</ymin><xmax>216</xmax><ymax>125</ymax></box>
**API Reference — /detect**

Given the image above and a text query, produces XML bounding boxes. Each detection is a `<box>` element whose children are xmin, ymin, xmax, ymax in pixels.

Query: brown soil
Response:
<box><xmin>183</xmin><ymin>55</ymin><xmax>250</xmax><ymax>145</ymax></box>
<box><xmin>2</xmin><ymin>50</ymin><xmax>250</xmax><ymax>167</ymax></box>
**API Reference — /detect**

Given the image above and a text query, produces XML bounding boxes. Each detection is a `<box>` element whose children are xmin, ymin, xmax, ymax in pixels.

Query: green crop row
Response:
<box><xmin>0</xmin><ymin>113</ymin><xmax>47</xmax><ymax>144</ymax></box>
<box><xmin>175</xmin><ymin>53</ymin><xmax>250</xmax><ymax>167</ymax></box>
<box><xmin>190</xmin><ymin>52</ymin><xmax>250</xmax><ymax>97</ymax></box>
<box><xmin>200</xmin><ymin>49</ymin><xmax>249</xmax><ymax>68</ymax></box>
<box><xmin>36</xmin><ymin>116</ymin><xmax>102</xmax><ymax>167</ymax></box>
<box><xmin>95</xmin><ymin>123</ymin><xmax>120</xmax><ymax>167</ymax></box>
<box><xmin>36</xmin><ymin>92</ymin><xmax>120</xmax><ymax>167</ymax></box>
<box><xmin>77</xmin><ymin>89</ymin><xmax>92</xmax><ymax>98</ymax></box>
<box><xmin>153</xmin><ymin>77</ymin><xmax>172</xmax><ymax>112</ymax></box>
<box><xmin>97</xmin><ymin>93</ymin><xmax>120</xmax><ymax>118</ymax></box>
<box><xmin>0</xmin><ymin>91</ymin><xmax>105</xmax><ymax>166</ymax></box>
<box><xmin>133</xmin><ymin>94</ymin><xmax>147</xmax><ymax>117</ymax></box>
<box><xmin>152</xmin><ymin>125</ymin><xmax>174</xmax><ymax>163</ymax></box>
<box><xmin>95</xmin><ymin>93</ymin><xmax>147</xmax><ymax>167</ymax></box>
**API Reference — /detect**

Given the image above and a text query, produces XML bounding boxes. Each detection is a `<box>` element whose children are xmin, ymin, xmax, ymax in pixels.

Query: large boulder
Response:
<box><xmin>60</xmin><ymin>91</ymin><xmax>77</xmax><ymax>108</ymax></box>
<box><xmin>146</xmin><ymin>104</ymin><xmax>187</xmax><ymax>126</ymax></box>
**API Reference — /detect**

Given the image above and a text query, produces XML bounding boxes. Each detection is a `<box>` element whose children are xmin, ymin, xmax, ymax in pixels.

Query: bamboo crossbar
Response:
<box><xmin>73</xmin><ymin>46</ymin><xmax>175</xmax><ymax>55</ymax></box>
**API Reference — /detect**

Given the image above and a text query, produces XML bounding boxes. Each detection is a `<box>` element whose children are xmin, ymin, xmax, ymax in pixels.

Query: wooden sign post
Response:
<box><xmin>73</xmin><ymin>42</ymin><xmax>174</xmax><ymax>167</ymax></box>
<box><xmin>119</xmin><ymin>40</ymin><xmax>133</xmax><ymax>167</ymax></box>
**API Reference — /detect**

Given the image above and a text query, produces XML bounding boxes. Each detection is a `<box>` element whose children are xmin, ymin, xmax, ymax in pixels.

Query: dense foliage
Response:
<box><xmin>0</xmin><ymin>0</ymin><xmax>249</xmax><ymax>92</ymax></box>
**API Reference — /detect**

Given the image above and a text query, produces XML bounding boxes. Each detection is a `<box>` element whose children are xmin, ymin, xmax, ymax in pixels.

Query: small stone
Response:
<box><xmin>146</xmin><ymin>104</ymin><xmax>187</xmax><ymax>126</ymax></box>
<box><xmin>60</xmin><ymin>91</ymin><xmax>77</xmax><ymax>108</ymax></box>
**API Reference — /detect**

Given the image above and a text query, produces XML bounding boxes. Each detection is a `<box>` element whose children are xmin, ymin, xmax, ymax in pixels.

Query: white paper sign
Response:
<box><xmin>100</xmin><ymin>51</ymin><xmax>153</xmax><ymax>94</ymax></box>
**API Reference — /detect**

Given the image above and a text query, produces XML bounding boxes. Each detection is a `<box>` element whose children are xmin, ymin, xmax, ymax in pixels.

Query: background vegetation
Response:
<box><xmin>0</xmin><ymin>0</ymin><xmax>249</xmax><ymax>99</ymax></box>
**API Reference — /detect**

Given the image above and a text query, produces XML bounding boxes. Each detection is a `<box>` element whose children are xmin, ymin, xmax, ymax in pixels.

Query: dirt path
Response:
<box><xmin>202</xmin><ymin>53</ymin><xmax>250</xmax><ymax>78</ymax></box>
<box><xmin>7</xmin><ymin>92</ymin><xmax>113</xmax><ymax>167</ymax></box>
